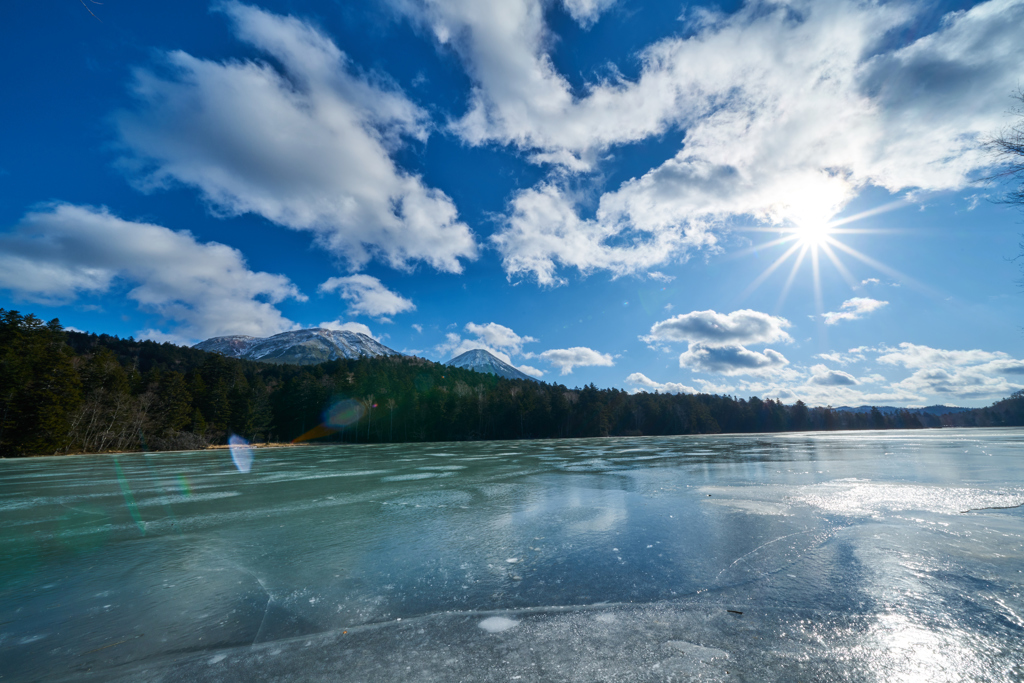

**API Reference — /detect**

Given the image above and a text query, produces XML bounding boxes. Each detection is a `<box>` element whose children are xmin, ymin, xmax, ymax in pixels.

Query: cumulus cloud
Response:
<box><xmin>625</xmin><ymin>372</ymin><xmax>696</xmax><ymax>395</ymax></box>
<box><xmin>876</xmin><ymin>342</ymin><xmax>1024</xmax><ymax>400</ymax></box>
<box><xmin>117</xmin><ymin>1</ymin><xmax>476</xmax><ymax>273</ymax></box>
<box><xmin>669</xmin><ymin>339</ymin><xmax>1024</xmax><ymax>406</ymax></box>
<box><xmin>808</xmin><ymin>364</ymin><xmax>858</xmax><ymax>386</ymax></box>
<box><xmin>739</xmin><ymin>342</ymin><xmax>1024</xmax><ymax>405</ymax></box>
<box><xmin>491</xmin><ymin>183</ymin><xmax>710</xmax><ymax>286</ymax></box>
<box><xmin>645</xmin><ymin>309</ymin><xmax>792</xmax><ymax>346</ymax></box>
<box><xmin>319</xmin><ymin>319</ymin><xmax>376</xmax><ymax>338</ymax></box>
<box><xmin>516</xmin><ymin>364</ymin><xmax>546</xmax><ymax>378</ymax></box>
<box><xmin>319</xmin><ymin>274</ymin><xmax>415</xmax><ymax>319</ymax></box>
<box><xmin>0</xmin><ymin>203</ymin><xmax>304</xmax><ymax>342</ymax></box>
<box><xmin>435</xmin><ymin>321</ymin><xmax>538</xmax><ymax>363</ymax></box>
<box><xmin>679</xmin><ymin>344</ymin><xmax>789</xmax><ymax>376</ymax></box>
<box><xmin>464</xmin><ymin>322</ymin><xmax>537</xmax><ymax>355</ymax></box>
<box><xmin>877</xmin><ymin>342</ymin><xmax>1010</xmax><ymax>370</ymax></box>
<box><xmin>822</xmin><ymin>297</ymin><xmax>888</xmax><ymax>325</ymax></box>
<box><xmin>436</xmin><ymin>331</ymin><xmax>512</xmax><ymax>363</ymax></box>
<box><xmin>643</xmin><ymin>308</ymin><xmax>792</xmax><ymax>377</ymax></box>
<box><xmin>539</xmin><ymin>347</ymin><xmax>614</xmax><ymax>374</ymax></box>
<box><xmin>404</xmin><ymin>0</ymin><xmax>1024</xmax><ymax>283</ymax></box>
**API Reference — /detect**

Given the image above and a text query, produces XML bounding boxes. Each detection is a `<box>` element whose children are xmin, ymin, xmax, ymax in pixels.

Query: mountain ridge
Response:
<box><xmin>195</xmin><ymin>328</ymin><xmax>399</xmax><ymax>365</ymax></box>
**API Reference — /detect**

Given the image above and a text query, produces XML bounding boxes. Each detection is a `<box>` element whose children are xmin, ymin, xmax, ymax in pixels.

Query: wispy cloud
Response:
<box><xmin>405</xmin><ymin>0</ymin><xmax>1024</xmax><ymax>283</ymax></box>
<box><xmin>822</xmin><ymin>297</ymin><xmax>888</xmax><ymax>325</ymax></box>
<box><xmin>117</xmin><ymin>2</ymin><xmax>477</xmax><ymax>274</ymax></box>
<box><xmin>0</xmin><ymin>203</ymin><xmax>304</xmax><ymax>342</ymax></box>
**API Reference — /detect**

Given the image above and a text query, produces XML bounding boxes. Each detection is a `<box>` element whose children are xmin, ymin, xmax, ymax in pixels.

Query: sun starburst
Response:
<box><xmin>733</xmin><ymin>198</ymin><xmax>915</xmax><ymax>311</ymax></box>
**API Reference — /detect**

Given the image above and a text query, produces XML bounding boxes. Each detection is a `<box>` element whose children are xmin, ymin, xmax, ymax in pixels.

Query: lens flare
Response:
<box><xmin>177</xmin><ymin>474</ymin><xmax>192</xmax><ymax>497</ymax></box>
<box><xmin>229</xmin><ymin>434</ymin><xmax>254</xmax><ymax>473</ymax></box>
<box><xmin>325</xmin><ymin>399</ymin><xmax>365</xmax><ymax>428</ymax></box>
<box><xmin>293</xmin><ymin>398</ymin><xmax>367</xmax><ymax>443</ymax></box>
<box><xmin>113</xmin><ymin>458</ymin><xmax>145</xmax><ymax>534</ymax></box>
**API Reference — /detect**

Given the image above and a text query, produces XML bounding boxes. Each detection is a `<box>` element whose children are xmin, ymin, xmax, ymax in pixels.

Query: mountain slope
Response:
<box><xmin>446</xmin><ymin>348</ymin><xmax>536</xmax><ymax>381</ymax></box>
<box><xmin>195</xmin><ymin>328</ymin><xmax>399</xmax><ymax>365</ymax></box>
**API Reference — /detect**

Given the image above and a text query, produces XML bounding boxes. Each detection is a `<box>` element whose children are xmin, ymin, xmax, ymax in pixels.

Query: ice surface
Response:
<box><xmin>1</xmin><ymin>430</ymin><xmax>1023</xmax><ymax>681</ymax></box>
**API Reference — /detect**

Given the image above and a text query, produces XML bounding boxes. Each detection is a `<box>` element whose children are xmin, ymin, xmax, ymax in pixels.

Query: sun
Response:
<box><xmin>733</xmin><ymin>197</ymin><xmax>912</xmax><ymax>311</ymax></box>
<box><xmin>792</xmin><ymin>222</ymin><xmax>832</xmax><ymax>247</ymax></box>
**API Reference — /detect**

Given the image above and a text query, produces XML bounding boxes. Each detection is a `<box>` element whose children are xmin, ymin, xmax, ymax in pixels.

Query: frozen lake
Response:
<box><xmin>2</xmin><ymin>428</ymin><xmax>1023</xmax><ymax>681</ymax></box>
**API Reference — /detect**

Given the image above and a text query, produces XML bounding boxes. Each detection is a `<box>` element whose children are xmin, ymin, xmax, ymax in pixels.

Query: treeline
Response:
<box><xmin>2</xmin><ymin>309</ymin><xmax>1023</xmax><ymax>457</ymax></box>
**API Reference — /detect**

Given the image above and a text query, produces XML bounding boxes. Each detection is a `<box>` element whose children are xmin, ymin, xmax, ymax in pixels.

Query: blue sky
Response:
<box><xmin>2</xmin><ymin>0</ymin><xmax>1024</xmax><ymax>407</ymax></box>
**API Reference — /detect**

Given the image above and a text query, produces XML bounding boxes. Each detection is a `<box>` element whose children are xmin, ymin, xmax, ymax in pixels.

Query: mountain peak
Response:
<box><xmin>446</xmin><ymin>348</ymin><xmax>536</xmax><ymax>381</ymax></box>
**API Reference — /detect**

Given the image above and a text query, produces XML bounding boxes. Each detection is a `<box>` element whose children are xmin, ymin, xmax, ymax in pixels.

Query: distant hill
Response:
<box><xmin>445</xmin><ymin>348</ymin><xmax>537</xmax><ymax>381</ymax></box>
<box><xmin>195</xmin><ymin>328</ymin><xmax>399</xmax><ymax>365</ymax></box>
<box><xmin>834</xmin><ymin>405</ymin><xmax>970</xmax><ymax>416</ymax></box>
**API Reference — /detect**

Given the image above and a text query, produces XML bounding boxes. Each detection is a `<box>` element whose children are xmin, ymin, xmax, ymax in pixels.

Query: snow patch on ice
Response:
<box><xmin>479</xmin><ymin>616</ymin><xmax>519</xmax><ymax>633</ymax></box>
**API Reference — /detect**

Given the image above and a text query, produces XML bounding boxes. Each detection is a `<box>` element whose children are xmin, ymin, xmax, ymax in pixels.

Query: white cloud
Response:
<box><xmin>117</xmin><ymin>1</ymin><xmax>477</xmax><ymax>274</ymax></box>
<box><xmin>492</xmin><ymin>183</ymin><xmax>710</xmax><ymax>286</ymax></box>
<box><xmin>625</xmin><ymin>372</ymin><xmax>696</xmax><ymax>395</ymax></box>
<box><xmin>808</xmin><ymin>364</ymin><xmax>858</xmax><ymax>387</ymax></box>
<box><xmin>679</xmin><ymin>344</ymin><xmax>789</xmax><ymax>376</ymax></box>
<box><xmin>892</xmin><ymin>367</ymin><xmax>1023</xmax><ymax>400</ymax></box>
<box><xmin>643</xmin><ymin>309</ymin><xmax>793</xmax><ymax>378</ymax></box>
<box><xmin>876</xmin><ymin>342</ymin><xmax>1024</xmax><ymax>400</ymax></box>
<box><xmin>516</xmin><ymin>364</ymin><xmax>545</xmax><ymax>378</ymax></box>
<box><xmin>464</xmin><ymin>322</ymin><xmax>537</xmax><ymax>355</ymax></box>
<box><xmin>645</xmin><ymin>309</ymin><xmax>792</xmax><ymax>346</ymax></box>
<box><xmin>815</xmin><ymin>349</ymin><xmax>867</xmax><ymax>366</ymax></box>
<box><xmin>0</xmin><ymin>203</ymin><xmax>304</xmax><ymax>342</ymax></box>
<box><xmin>860</xmin><ymin>277</ymin><xmax>880</xmax><ymax>286</ymax></box>
<box><xmin>877</xmin><ymin>342</ymin><xmax>1009</xmax><ymax>370</ymax></box>
<box><xmin>412</xmin><ymin>323</ymin><xmax>423</xmax><ymax>334</ymax></box>
<box><xmin>319</xmin><ymin>320</ymin><xmax>376</xmax><ymax>339</ymax></box>
<box><xmin>822</xmin><ymin>297</ymin><xmax>888</xmax><ymax>325</ymax></box>
<box><xmin>539</xmin><ymin>347</ymin><xmax>614</xmax><ymax>374</ymax></box>
<box><xmin>435</xmin><ymin>332</ymin><xmax>511</xmax><ymax>364</ymax></box>
<box><xmin>319</xmin><ymin>274</ymin><xmax>415</xmax><ymax>319</ymax></box>
<box><xmin>561</xmin><ymin>0</ymin><xmax>616</xmax><ymax>28</ymax></box>
<box><xmin>407</xmin><ymin>0</ymin><xmax>1024</xmax><ymax>283</ymax></box>
<box><xmin>435</xmin><ymin>321</ymin><xmax>538</xmax><ymax>362</ymax></box>
<box><xmin>731</xmin><ymin>342</ymin><xmax>1024</xmax><ymax>405</ymax></box>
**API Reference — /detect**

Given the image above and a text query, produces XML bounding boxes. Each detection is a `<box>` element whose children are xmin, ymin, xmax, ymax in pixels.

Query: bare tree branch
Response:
<box><xmin>983</xmin><ymin>88</ymin><xmax>1024</xmax><ymax>206</ymax></box>
<box><xmin>79</xmin><ymin>0</ymin><xmax>102</xmax><ymax>22</ymax></box>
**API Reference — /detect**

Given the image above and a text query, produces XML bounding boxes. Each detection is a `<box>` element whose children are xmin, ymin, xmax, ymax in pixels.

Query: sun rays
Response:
<box><xmin>734</xmin><ymin>198</ymin><xmax>915</xmax><ymax>312</ymax></box>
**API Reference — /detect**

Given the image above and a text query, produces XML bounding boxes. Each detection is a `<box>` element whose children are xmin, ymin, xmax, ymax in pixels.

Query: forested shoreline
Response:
<box><xmin>2</xmin><ymin>309</ymin><xmax>1023</xmax><ymax>457</ymax></box>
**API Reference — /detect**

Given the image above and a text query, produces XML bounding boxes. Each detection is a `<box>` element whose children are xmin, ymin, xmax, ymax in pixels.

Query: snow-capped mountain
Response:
<box><xmin>446</xmin><ymin>349</ymin><xmax>536</xmax><ymax>381</ymax></box>
<box><xmin>194</xmin><ymin>328</ymin><xmax>400</xmax><ymax>365</ymax></box>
